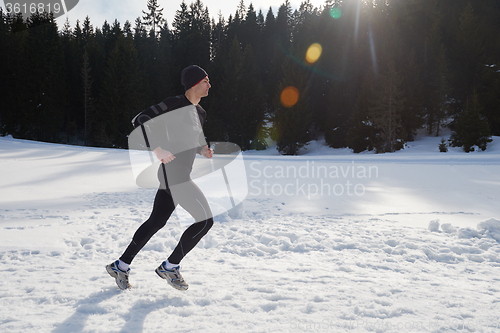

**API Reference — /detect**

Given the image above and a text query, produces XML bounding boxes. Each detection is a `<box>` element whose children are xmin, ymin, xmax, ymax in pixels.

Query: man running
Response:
<box><xmin>106</xmin><ymin>65</ymin><xmax>213</xmax><ymax>291</ymax></box>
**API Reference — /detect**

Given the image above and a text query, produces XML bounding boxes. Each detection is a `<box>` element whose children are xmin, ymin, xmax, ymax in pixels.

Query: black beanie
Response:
<box><xmin>181</xmin><ymin>65</ymin><xmax>208</xmax><ymax>91</ymax></box>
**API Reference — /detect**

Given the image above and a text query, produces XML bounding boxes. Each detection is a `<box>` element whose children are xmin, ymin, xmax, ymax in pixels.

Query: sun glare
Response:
<box><xmin>280</xmin><ymin>86</ymin><xmax>300</xmax><ymax>108</ymax></box>
<box><xmin>305</xmin><ymin>43</ymin><xmax>323</xmax><ymax>65</ymax></box>
<box><xmin>330</xmin><ymin>7</ymin><xmax>342</xmax><ymax>19</ymax></box>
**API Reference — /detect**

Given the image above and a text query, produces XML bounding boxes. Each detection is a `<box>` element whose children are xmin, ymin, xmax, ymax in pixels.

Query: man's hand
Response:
<box><xmin>153</xmin><ymin>147</ymin><xmax>175</xmax><ymax>164</ymax></box>
<box><xmin>200</xmin><ymin>145</ymin><xmax>213</xmax><ymax>159</ymax></box>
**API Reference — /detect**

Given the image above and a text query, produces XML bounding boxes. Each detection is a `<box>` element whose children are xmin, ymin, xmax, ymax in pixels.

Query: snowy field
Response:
<box><xmin>1</xmin><ymin>134</ymin><xmax>500</xmax><ymax>333</ymax></box>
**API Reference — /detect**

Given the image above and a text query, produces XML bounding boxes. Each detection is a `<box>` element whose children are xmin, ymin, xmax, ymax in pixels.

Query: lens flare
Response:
<box><xmin>280</xmin><ymin>86</ymin><xmax>300</xmax><ymax>108</ymax></box>
<box><xmin>330</xmin><ymin>7</ymin><xmax>342</xmax><ymax>19</ymax></box>
<box><xmin>305</xmin><ymin>43</ymin><xmax>323</xmax><ymax>65</ymax></box>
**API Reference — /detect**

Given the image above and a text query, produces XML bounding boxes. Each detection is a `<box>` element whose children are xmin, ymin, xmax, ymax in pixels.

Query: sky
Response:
<box><xmin>1</xmin><ymin>0</ymin><xmax>327</xmax><ymax>31</ymax></box>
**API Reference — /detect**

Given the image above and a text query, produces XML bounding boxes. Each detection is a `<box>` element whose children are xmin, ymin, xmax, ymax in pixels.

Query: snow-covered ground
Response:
<box><xmin>1</xmin><ymin>134</ymin><xmax>499</xmax><ymax>333</ymax></box>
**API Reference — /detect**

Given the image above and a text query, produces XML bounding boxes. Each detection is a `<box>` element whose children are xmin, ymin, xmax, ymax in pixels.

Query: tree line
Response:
<box><xmin>0</xmin><ymin>0</ymin><xmax>499</xmax><ymax>154</ymax></box>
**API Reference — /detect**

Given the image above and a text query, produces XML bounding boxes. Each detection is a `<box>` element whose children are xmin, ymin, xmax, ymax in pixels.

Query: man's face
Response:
<box><xmin>192</xmin><ymin>77</ymin><xmax>211</xmax><ymax>97</ymax></box>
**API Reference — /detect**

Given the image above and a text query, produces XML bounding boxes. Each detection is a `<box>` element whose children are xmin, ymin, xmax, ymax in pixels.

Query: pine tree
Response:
<box><xmin>210</xmin><ymin>11</ymin><xmax>226</xmax><ymax>62</ymax></box>
<box><xmin>188</xmin><ymin>0</ymin><xmax>211</xmax><ymax>68</ymax></box>
<box><xmin>207</xmin><ymin>37</ymin><xmax>242</xmax><ymax>144</ymax></box>
<box><xmin>172</xmin><ymin>1</ymin><xmax>190</xmax><ymax>36</ymax></box>
<box><xmin>60</xmin><ymin>18</ymin><xmax>78</xmax><ymax>143</ymax></box>
<box><xmin>97</xmin><ymin>33</ymin><xmax>143</xmax><ymax>148</ymax></box>
<box><xmin>82</xmin><ymin>16</ymin><xmax>93</xmax><ymax>41</ymax></box>
<box><xmin>481</xmin><ymin>68</ymin><xmax>500</xmax><ymax>136</ymax></box>
<box><xmin>370</xmin><ymin>61</ymin><xmax>405</xmax><ymax>153</ymax></box>
<box><xmin>21</xmin><ymin>12</ymin><xmax>66</xmax><ymax>142</ymax></box>
<box><xmin>156</xmin><ymin>22</ymin><xmax>174</xmax><ymax>101</ymax></box>
<box><xmin>240</xmin><ymin>3</ymin><xmax>259</xmax><ymax>49</ymax></box>
<box><xmin>3</xmin><ymin>13</ymin><xmax>29</xmax><ymax>138</ymax></box>
<box><xmin>400</xmin><ymin>50</ymin><xmax>425</xmax><ymax>141</ymax></box>
<box><xmin>439</xmin><ymin>138</ymin><xmax>448</xmax><ymax>152</ymax></box>
<box><xmin>424</xmin><ymin>12</ymin><xmax>452</xmax><ymax>136</ymax></box>
<box><xmin>450</xmin><ymin>91</ymin><xmax>492</xmax><ymax>152</ymax></box>
<box><xmin>123</xmin><ymin>20</ymin><xmax>132</xmax><ymax>37</ymax></box>
<box><xmin>172</xmin><ymin>0</ymin><xmax>211</xmax><ymax>70</ymax></box>
<box><xmin>81</xmin><ymin>49</ymin><xmax>94</xmax><ymax>146</ymax></box>
<box><xmin>142</xmin><ymin>0</ymin><xmax>165</xmax><ymax>37</ymax></box>
<box><xmin>236</xmin><ymin>0</ymin><xmax>246</xmax><ymax>20</ymax></box>
<box><xmin>454</xmin><ymin>2</ymin><xmax>484</xmax><ymax>101</ymax></box>
<box><xmin>135</xmin><ymin>20</ymin><xmax>161</xmax><ymax>105</ymax></box>
<box><xmin>273</xmin><ymin>58</ymin><xmax>312</xmax><ymax>155</ymax></box>
<box><xmin>235</xmin><ymin>45</ymin><xmax>266</xmax><ymax>150</ymax></box>
<box><xmin>275</xmin><ymin>0</ymin><xmax>292</xmax><ymax>50</ymax></box>
<box><xmin>0</xmin><ymin>8</ymin><xmax>14</xmax><ymax>136</ymax></box>
<box><xmin>212</xmin><ymin>39</ymin><xmax>265</xmax><ymax>150</ymax></box>
<box><xmin>346</xmin><ymin>73</ymin><xmax>378</xmax><ymax>153</ymax></box>
<box><xmin>433</xmin><ymin>44</ymin><xmax>452</xmax><ymax>136</ymax></box>
<box><xmin>261</xmin><ymin>7</ymin><xmax>276</xmax><ymax>102</ymax></box>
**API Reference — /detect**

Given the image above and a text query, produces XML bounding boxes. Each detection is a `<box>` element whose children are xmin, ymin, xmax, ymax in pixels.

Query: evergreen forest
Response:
<box><xmin>1</xmin><ymin>0</ymin><xmax>499</xmax><ymax>154</ymax></box>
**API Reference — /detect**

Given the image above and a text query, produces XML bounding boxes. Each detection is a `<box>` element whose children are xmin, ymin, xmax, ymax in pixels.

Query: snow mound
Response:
<box><xmin>477</xmin><ymin>218</ymin><xmax>500</xmax><ymax>242</ymax></box>
<box><xmin>428</xmin><ymin>219</ymin><xmax>440</xmax><ymax>232</ymax></box>
<box><xmin>457</xmin><ymin>227</ymin><xmax>480</xmax><ymax>239</ymax></box>
<box><xmin>441</xmin><ymin>223</ymin><xmax>457</xmax><ymax>234</ymax></box>
<box><xmin>430</xmin><ymin>218</ymin><xmax>500</xmax><ymax>243</ymax></box>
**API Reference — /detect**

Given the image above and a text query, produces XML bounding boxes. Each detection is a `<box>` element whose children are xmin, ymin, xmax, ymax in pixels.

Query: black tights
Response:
<box><xmin>120</xmin><ymin>179</ymin><xmax>214</xmax><ymax>265</ymax></box>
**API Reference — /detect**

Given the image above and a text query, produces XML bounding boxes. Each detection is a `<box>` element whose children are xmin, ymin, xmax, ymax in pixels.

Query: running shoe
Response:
<box><xmin>155</xmin><ymin>262</ymin><xmax>189</xmax><ymax>291</ymax></box>
<box><xmin>106</xmin><ymin>260</ymin><xmax>131</xmax><ymax>290</ymax></box>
